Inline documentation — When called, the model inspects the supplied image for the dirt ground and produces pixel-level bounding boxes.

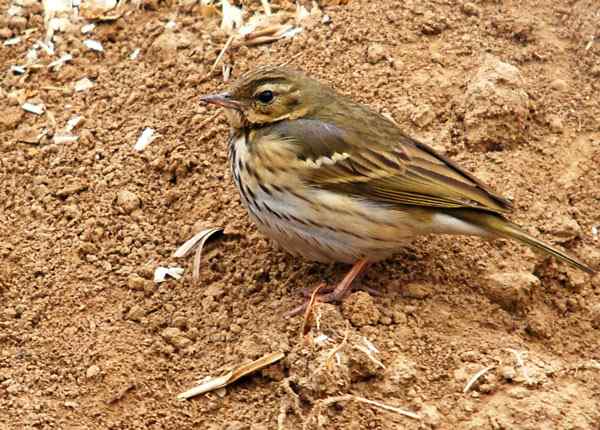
[1,0,600,428]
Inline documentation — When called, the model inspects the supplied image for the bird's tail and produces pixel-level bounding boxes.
[452,210,595,274]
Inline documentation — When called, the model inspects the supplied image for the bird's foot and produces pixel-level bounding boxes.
[285,259,371,317]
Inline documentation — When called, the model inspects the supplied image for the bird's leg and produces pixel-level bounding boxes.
[287,259,371,317]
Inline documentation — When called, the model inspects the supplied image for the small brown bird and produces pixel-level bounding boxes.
[201,66,594,312]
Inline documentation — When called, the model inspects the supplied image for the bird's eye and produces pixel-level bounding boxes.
[256,90,274,104]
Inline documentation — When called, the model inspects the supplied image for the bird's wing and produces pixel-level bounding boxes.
[267,118,513,213]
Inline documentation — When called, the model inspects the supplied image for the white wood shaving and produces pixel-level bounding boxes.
[129,48,140,60]
[54,134,79,144]
[48,53,72,69]
[81,23,96,34]
[134,127,156,152]
[65,116,83,132]
[37,40,55,56]
[26,48,38,63]
[74,77,94,92]
[220,0,243,34]
[11,65,26,74]
[165,20,176,29]
[83,39,104,52]
[4,37,21,46]
[154,267,184,283]
[22,103,45,115]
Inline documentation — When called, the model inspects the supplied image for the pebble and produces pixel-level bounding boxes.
[341,291,380,326]
[461,2,481,16]
[421,404,442,428]
[116,190,141,214]
[482,271,539,314]
[547,114,563,132]
[546,215,581,243]
[127,305,146,322]
[127,273,149,291]
[500,365,517,381]
[366,43,386,64]
[549,79,568,91]
[402,282,433,299]
[86,365,100,378]
[161,327,192,349]
[507,386,529,399]
[386,354,417,384]
[171,315,188,329]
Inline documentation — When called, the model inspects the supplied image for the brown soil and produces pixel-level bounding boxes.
[2,0,600,429]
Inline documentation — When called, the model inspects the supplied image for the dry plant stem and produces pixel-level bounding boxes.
[303,395,420,429]
[211,34,234,74]
[301,282,326,336]
[463,366,495,394]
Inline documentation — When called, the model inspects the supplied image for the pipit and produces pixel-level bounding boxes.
[200,66,594,314]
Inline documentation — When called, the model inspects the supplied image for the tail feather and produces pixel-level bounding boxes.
[452,210,595,274]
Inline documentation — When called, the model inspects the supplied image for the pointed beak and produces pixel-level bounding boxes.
[199,92,242,110]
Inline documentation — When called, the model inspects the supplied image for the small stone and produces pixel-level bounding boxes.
[127,305,146,322]
[230,323,242,333]
[86,365,100,378]
[149,30,194,60]
[341,291,380,326]
[482,271,539,314]
[386,354,417,384]
[402,282,432,299]
[410,104,435,128]
[421,404,442,428]
[172,315,188,329]
[549,79,568,92]
[461,2,480,16]
[116,190,141,214]
[591,65,600,78]
[161,327,192,349]
[544,215,581,243]
[366,43,386,64]
[547,114,563,132]
[507,386,529,399]
[478,383,495,394]
[500,365,516,381]
[0,28,13,39]
[127,273,147,291]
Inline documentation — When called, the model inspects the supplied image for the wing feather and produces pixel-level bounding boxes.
[257,118,512,213]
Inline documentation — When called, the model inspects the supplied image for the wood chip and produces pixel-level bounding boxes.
[177,352,285,400]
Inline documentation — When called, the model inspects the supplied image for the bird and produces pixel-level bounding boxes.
[200,65,594,313]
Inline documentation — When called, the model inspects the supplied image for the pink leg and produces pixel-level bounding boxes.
[286,259,371,317]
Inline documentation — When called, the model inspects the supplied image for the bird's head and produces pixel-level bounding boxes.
[200,66,332,129]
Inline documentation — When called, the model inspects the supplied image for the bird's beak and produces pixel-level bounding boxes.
[199,92,242,110]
